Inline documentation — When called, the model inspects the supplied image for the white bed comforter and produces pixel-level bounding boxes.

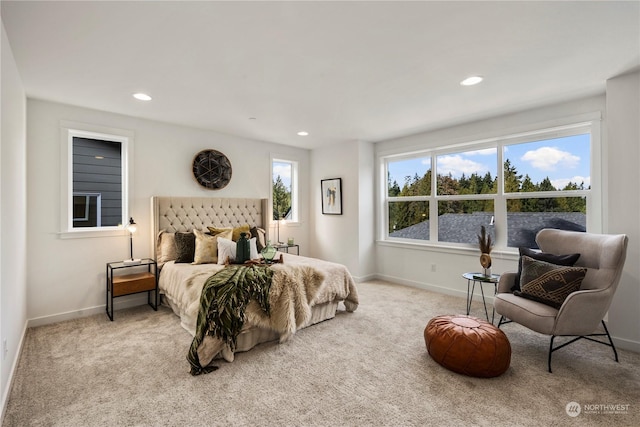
[159,252,359,339]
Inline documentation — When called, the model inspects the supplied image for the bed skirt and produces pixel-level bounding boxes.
[163,294,339,355]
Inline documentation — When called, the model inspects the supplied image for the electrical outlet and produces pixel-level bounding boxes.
[430,263,436,272]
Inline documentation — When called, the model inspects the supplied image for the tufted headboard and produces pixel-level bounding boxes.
[150,196,269,258]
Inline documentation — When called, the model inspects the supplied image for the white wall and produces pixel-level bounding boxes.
[1,20,28,417]
[605,70,640,350]
[26,99,310,324]
[310,140,375,280]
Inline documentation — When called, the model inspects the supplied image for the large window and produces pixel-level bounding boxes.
[272,158,298,222]
[61,123,132,236]
[382,121,596,249]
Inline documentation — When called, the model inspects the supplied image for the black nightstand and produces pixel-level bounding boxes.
[106,258,158,321]
[274,244,300,255]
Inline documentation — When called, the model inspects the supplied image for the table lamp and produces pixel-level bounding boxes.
[123,217,141,265]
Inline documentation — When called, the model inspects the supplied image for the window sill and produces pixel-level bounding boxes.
[58,228,127,239]
[376,239,519,261]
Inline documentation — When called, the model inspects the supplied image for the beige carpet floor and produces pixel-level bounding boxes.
[3,280,640,427]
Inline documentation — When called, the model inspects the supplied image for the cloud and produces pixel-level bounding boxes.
[521,146,579,171]
[273,163,291,186]
[437,155,488,177]
[552,175,590,190]
[273,164,291,179]
[465,148,496,156]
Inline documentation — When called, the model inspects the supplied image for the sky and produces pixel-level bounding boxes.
[388,133,590,191]
[273,161,292,189]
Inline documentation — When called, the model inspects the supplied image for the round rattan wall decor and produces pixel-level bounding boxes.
[192,149,232,190]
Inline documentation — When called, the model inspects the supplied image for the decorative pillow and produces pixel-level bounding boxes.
[514,256,587,309]
[232,225,251,241]
[174,232,196,263]
[156,230,177,265]
[207,226,232,237]
[207,224,251,242]
[512,248,581,292]
[217,238,236,265]
[193,229,232,264]
[249,237,259,260]
[251,227,267,252]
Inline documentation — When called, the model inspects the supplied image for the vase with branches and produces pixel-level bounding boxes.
[478,225,493,276]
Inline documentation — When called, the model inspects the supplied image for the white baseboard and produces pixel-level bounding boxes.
[352,273,378,283]
[27,294,149,328]
[611,334,640,353]
[1,321,27,425]
[373,273,469,300]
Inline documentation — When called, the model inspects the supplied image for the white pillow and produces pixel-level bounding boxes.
[249,237,259,260]
[217,238,236,265]
[217,237,259,263]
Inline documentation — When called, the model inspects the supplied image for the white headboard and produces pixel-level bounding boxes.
[150,196,269,257]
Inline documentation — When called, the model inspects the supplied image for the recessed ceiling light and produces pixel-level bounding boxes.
[133,93,152,101]
[460,76,483,86]
[297,131,309,136]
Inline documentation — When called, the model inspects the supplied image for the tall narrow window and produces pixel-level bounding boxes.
[272,158,298,222]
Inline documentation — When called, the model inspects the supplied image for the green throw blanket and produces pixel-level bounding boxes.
[188,264,274,375]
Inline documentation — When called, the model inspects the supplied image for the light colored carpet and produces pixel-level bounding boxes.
[3,280,639,427]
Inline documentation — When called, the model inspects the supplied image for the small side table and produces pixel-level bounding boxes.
[463,272,500,324]
[274,243,300,255]
[106,258,158,321]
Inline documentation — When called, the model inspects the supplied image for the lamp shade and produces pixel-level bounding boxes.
[127,217,137,234]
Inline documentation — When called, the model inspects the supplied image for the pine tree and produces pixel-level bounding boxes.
[272,175,291,219]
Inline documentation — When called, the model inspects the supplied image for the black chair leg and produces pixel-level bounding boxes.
[548,336,555,373]
[601,320,619,362]
[497,315,510,328]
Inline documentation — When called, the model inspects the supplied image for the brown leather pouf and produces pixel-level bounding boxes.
[424,314,511,378]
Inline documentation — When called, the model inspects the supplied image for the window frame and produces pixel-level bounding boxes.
[59,121,134,239]
[378,114,601,251]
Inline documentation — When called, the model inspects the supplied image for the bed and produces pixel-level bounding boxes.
[151,196,359,371]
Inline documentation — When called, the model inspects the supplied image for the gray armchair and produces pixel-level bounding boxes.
[494,229,628,372]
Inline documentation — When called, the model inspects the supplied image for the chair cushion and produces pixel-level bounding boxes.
[512,248,580,291]
[515,256,587,309]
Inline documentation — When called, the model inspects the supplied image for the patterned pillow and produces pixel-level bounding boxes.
[514,256,587,309]
[193,229,232,264]
[512,248,581,291]
[174,232,196,263]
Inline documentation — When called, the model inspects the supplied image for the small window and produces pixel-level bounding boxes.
[72,137,122,227]
[61,124,131,236]
[272,158,298,222]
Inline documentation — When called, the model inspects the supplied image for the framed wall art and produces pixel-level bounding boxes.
[321,178,342,215]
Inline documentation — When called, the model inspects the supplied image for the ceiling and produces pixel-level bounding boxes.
[2,1,639,150]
